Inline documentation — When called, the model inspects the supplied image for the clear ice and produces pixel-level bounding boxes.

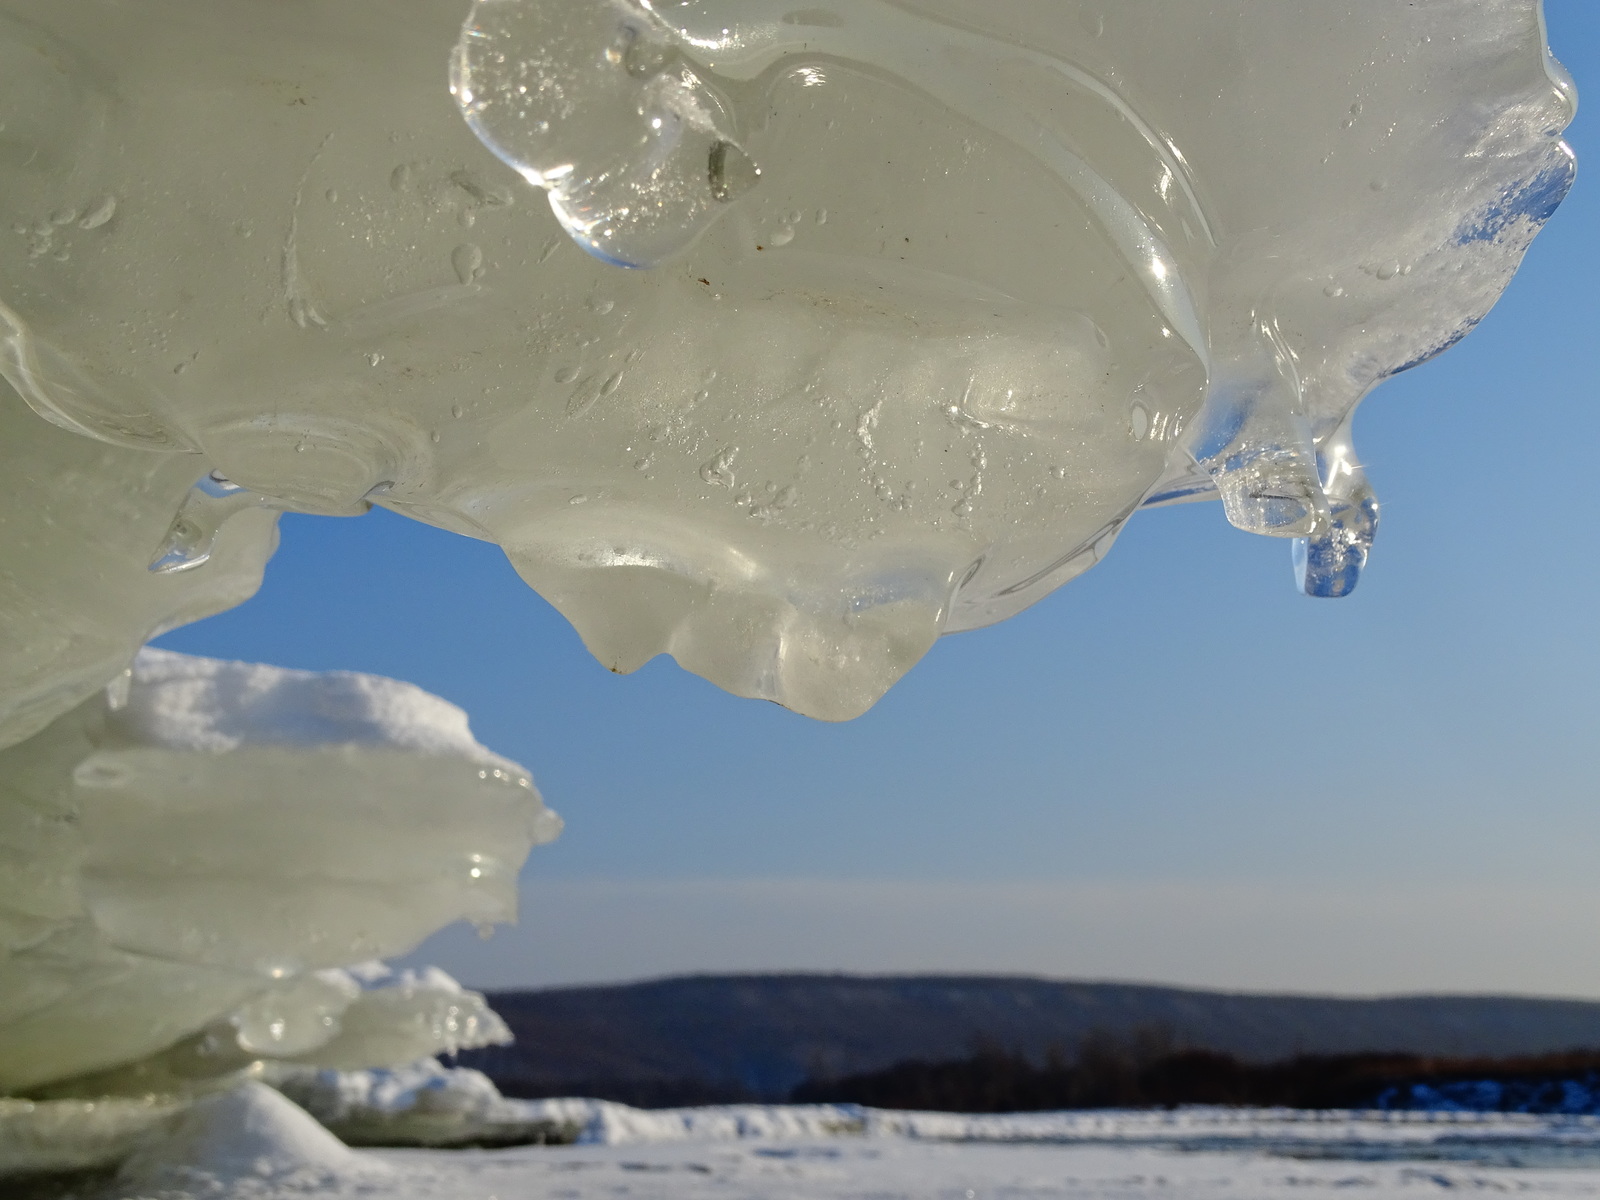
[0,0,1579,1174]
[0,0,1575,721]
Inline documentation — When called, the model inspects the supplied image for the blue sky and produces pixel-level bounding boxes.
[159,2,1600,997]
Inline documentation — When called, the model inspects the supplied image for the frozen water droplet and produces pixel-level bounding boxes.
[149,473,273,574]
[1376,261,1400,280]
[1129,401,1150,441]
[78,196,116,230]
[708,140,761,204]
[815,207,829,225]
[324,187,339,203]
[365,352,383,367]
[767,225,795,247]
[587,296,615,314]
[451,404,464,419]
[389,163,413,191]
[49,207,78,226]
[600,370,623,397]
[452,243,485,284]
[1294,427,1379,598]
[700,447,737,486]
[554,365,579,383]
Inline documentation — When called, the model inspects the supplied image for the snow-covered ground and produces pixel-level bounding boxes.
[50,1081,1600,1200]
[368,1138,1600,1200]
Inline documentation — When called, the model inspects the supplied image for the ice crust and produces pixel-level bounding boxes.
[88,1097,1600,1200]
[20,1062,1600,1188]
[107,1081,391,1198]
[0,1,1575,720]
[0,649,558,1097]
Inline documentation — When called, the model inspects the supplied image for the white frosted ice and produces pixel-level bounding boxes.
[269,1057,581,1148]
[20,1064,1600,1191]
[0,1,1575,719]
[0,649,558,1097]
[334,1125,1600,1200]
[108,1082,390,1199]
[255,1063,1600,1153]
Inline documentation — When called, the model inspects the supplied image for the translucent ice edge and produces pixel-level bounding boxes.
[0,0,1577,722]
[0,649,559,1097]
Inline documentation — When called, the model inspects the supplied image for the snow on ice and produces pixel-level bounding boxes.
[0,0,1582,1192]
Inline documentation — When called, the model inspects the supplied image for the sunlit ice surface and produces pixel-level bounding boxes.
[0,0,1574,722]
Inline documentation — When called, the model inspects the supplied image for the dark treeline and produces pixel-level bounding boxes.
[788,1027,1600,1113]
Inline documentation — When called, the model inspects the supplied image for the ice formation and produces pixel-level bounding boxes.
[0,0,1578,1181]
[269,1058,582,1148]
[108,1082,391,1198]
[0,0,1575,721]
[0,649,559,1103]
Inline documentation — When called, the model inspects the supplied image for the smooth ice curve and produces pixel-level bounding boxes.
[0,0,1577,728]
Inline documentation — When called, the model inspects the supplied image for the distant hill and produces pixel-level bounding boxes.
[458,975,1600,1106]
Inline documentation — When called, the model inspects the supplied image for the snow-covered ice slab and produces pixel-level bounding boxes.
[0,650,559,1096]
[48,1090,1600,1200]
[0,0,1576,719]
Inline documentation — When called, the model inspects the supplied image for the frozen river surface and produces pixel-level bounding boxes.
[365,1136,1600,1200]
[81,1089,1600,1200]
